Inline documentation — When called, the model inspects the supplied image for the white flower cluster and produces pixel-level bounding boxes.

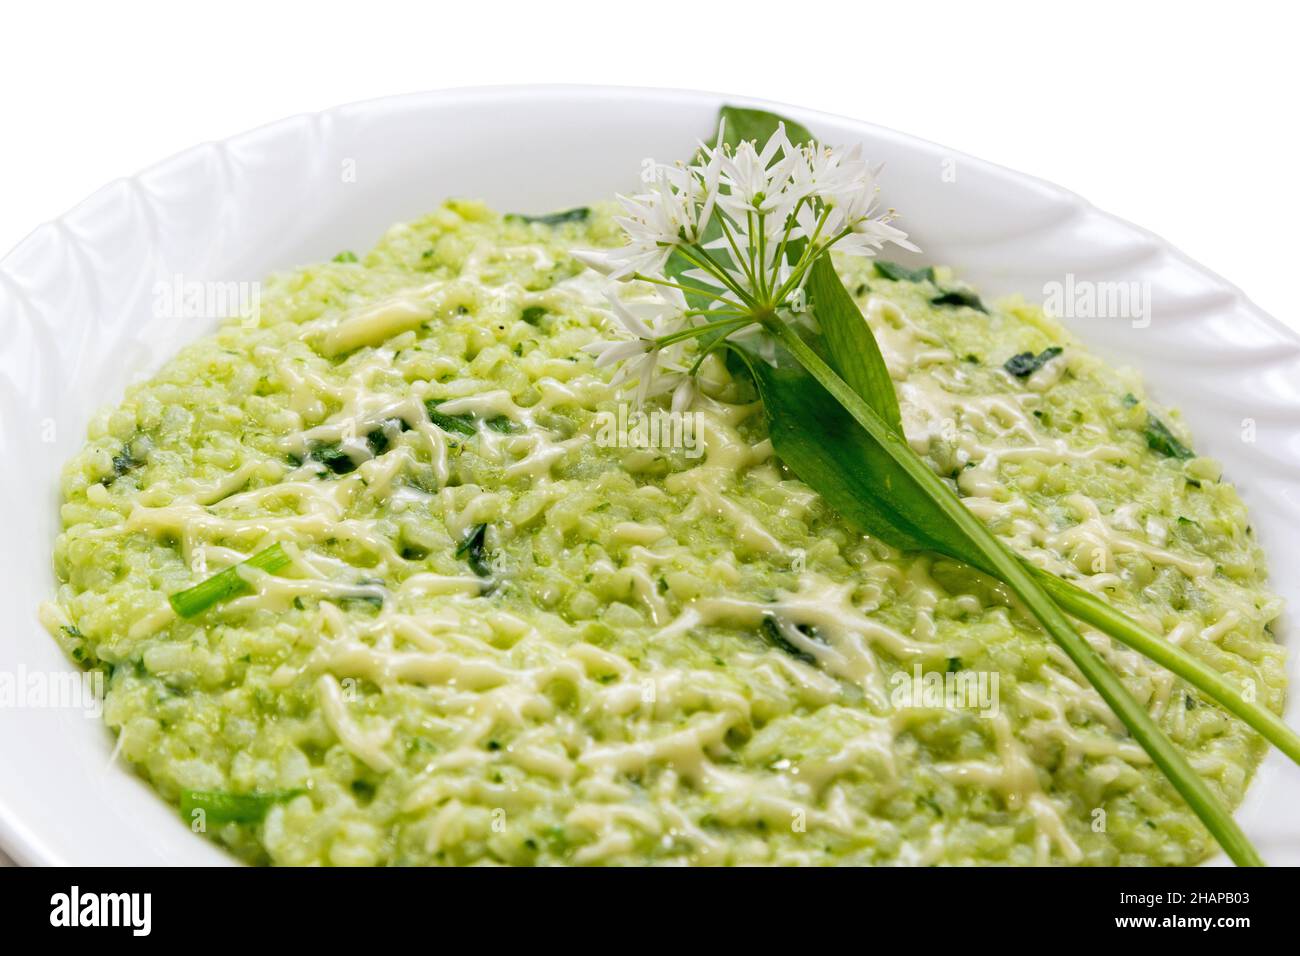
[583,288,696,410]
[578,119,917,405]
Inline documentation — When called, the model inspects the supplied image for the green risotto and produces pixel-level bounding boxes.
[43,200,1284,865]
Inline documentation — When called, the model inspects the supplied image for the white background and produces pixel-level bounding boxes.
[3,0,1296,328]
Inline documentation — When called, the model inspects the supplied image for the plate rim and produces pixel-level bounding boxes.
[3,83,1296,867]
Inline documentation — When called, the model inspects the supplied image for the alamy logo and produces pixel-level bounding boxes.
[889,663,1000,718]
[153,273,261,325]
[0,665,102,718]
[594,404,704,459]
[1042,273,1150,328]
[49,886,151,936]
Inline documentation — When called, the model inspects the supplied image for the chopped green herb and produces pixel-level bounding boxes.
[1004,346,1063,378]
[759,616,816,665]
[308,441,357,475]
[102,446,143,486]
[332,250,359,263]
[179,788,301,823]
[168,543,291,618]
[365,427,390,457]
[456,523,493,578]
[424,399,477,437]
[931,288,987,312]
[873,260,935,283]
[350,780,376,802]
[520,306,547,326]
[507,207,590,226]
[485,415,518,434]
[1145,415,1195,460]
[343,593,384,612]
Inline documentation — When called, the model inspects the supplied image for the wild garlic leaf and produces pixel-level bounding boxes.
[662,106,1272,862]
[724,335,960,559]
[712,105,815,149]
[728,315,1262,866]
[874,260,935,284]
[807,255,903,435]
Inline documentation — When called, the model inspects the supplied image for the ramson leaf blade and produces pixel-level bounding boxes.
[712,105,815,150]
[807,254,903,436]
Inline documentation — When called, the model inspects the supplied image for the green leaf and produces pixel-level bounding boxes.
[309,442,356,475]
[365,426,392,457]
[807,255,902,435]
[759,616,817,665]
[425,399,477,437]
[1004,347,1062,378]
[724,335,957,558]
[1145,415,1195,460]
[712,105,815,150]
[456,523,493,578]
[930,288,987,313]
[507,207,590,226]
[874,260,935,284]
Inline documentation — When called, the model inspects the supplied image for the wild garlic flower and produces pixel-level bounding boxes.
[582,288,695,409]
[578,119,917,405]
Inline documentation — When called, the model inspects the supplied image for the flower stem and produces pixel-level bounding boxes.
[1027,564,1300,764]
[762,317,1263,867]
[771,197,809,279]
[633,273,735,304]
[675,245,756,309]
[717,216,759,291]
[655,313,757,348]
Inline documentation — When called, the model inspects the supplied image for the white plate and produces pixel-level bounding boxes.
[3,86,1298,866]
